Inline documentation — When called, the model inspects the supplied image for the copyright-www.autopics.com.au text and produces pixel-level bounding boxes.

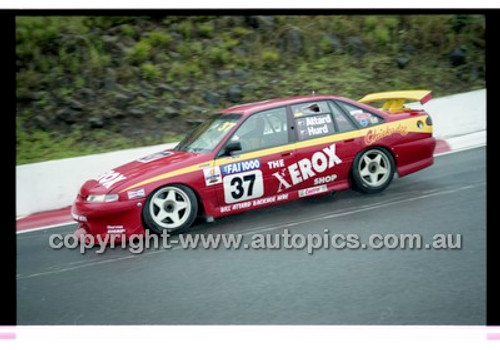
[48,229,463,255]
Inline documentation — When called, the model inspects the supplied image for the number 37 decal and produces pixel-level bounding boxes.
[223,170,264,204]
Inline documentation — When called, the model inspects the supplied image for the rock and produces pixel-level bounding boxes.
[129,108,146,118]
[330,34,343,53]
[225,16,246,27]
[164,106,180,118]
[234,47,247,57]
[156,84,175,95]
[284,28,302,55]
[216,69,232,80]
[243,83,257,92]
[102,35,118,43]
[346,36,367,58]
[403,44,416,55]
[172,99,187,109]
[140,81,155,92]
[218,89,228,99]
[31,92,43,100]
[122,36,135,47]
[186,118,206,126]
[396,56,410,69]
[179,86,192,93]
[138,90,153,98]
[104,69,117,89]
[169,51,181,59]
[228,85,242,103]
[204,92,219,105]
[34,115,50,130]
[233,68,248,81]
[112,110,127,119]
[56,108,78,124]
[246,16,275,35]
[276,38,285,54]
[116,43,130,54]
[449,47,467,67]
[130,66,140,76]
[79,88,95,99]
[115,93,131,108]
[89,117,105,128]
[323,34,342,53]
[189,106,206,114]
[69,99,84,110]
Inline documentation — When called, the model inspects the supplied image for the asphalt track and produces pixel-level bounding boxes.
[17,147,486,325]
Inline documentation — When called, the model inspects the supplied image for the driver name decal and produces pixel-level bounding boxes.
[272,143,342,192]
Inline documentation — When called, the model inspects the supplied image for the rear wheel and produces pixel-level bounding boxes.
[352,148,395,194]
[143,184,198,234]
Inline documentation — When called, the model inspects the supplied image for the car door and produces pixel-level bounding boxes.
[287,100,362,196]
[214,106,297,211]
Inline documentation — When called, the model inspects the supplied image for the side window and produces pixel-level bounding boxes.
[291,101,330,117]
[337,101,385,128]
[328,101,357,132]
[230,107,288,154]
[292,101,335,141]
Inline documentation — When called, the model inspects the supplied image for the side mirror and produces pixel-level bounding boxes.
[222,141,242,156]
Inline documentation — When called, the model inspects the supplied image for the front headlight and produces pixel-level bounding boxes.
[86,194,119,203]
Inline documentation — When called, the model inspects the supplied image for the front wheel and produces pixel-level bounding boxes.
[143,184,198,234]
[352,148,395,194]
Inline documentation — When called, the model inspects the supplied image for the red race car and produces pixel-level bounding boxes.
[72,90,435,240]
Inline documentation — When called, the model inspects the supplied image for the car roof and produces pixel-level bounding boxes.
[219,95,345,116]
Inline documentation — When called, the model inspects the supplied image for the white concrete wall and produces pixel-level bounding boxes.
[407,89,486,139]
[16,142,177,217]
[16,89,486,217]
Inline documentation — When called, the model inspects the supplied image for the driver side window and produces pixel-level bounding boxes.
[230,107,288,154]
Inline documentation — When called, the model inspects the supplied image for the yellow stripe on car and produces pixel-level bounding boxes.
[120,116,431,192]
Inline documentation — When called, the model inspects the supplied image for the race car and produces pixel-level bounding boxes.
[72,90,436,241]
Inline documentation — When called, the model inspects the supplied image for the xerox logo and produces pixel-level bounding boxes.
[272,143,342,192]
[96,170,127,189]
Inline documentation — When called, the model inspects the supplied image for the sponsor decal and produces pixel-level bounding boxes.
[127,188,146,199]
[267,159,284,169]
[203,166,222,186]
[359,118,369,127]
[96,170,127,189]
[365,124,408,145]
[313,174,337,186]
[298,184,328,198]
[137,150,174,163]
[223,169,264,204]
[217,121,236,132]
[221,158,261,175]
[220,193,289,214]
[272,143,342,193]
[107,225,126,234]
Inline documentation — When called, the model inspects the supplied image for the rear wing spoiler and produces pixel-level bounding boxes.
[359,90,432,113]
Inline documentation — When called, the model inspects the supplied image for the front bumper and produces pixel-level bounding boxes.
[72,196,146,242]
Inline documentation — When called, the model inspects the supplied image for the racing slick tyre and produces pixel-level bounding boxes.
[352,147,395,194]
[143,184,198,235]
